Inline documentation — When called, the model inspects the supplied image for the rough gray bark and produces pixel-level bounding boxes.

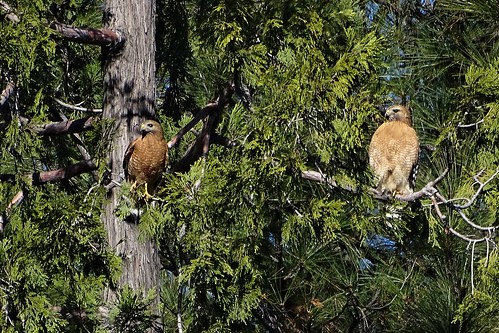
[101,0,160,308]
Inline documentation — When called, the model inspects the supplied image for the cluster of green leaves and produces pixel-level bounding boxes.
[0,185,118,332]
[0,0,115,332]
[109,286,159,333]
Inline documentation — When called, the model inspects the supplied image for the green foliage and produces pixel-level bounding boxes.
[109,286,159,333]
[0,185,117,332]
[148,0,499,331]
[455,251,499,332]
[2,0,499,331]
[0,1,113,331]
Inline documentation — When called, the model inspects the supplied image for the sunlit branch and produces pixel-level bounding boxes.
[0,190,24,231]
[51,22,125,46]
[30,160,97,184]
[0,1,19,23]
[0,81,15,107]
[54,98,102,113]
[304,165,496,246]
[370,167,449,201]
[428,169,498,246]
[454,168,499,209]
[457,119,484,129]
[30,116,96,135]
[0,160,97,186]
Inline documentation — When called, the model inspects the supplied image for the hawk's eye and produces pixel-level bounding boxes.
[392,108,400,113]
[148,123,153,127]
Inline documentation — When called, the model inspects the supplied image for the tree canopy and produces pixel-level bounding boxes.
[0,0,498,332]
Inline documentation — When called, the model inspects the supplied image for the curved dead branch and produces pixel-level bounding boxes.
[169,84,235,173]
[304,166,498,247]
[54,98,102,113]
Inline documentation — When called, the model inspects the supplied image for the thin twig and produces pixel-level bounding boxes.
[454,168,499,209]
[457,119,484,129]
[54,98,102,113]
[57,111,99,181]
[470,241,476,294]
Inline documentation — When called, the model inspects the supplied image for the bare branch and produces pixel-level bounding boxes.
[425,169,498,244]
[394,168,449,201]
[430,195,486,242]
[54,98,102,113]
[0,160,98,186]
[31,160,97,184]
[0,1,19,23]
[169,84,235,173]
[455,208,495,233]
[301,170,348,191]
[457,119,484,129]
[0,81,16,107]
[57,111,99,182]
[448,228,489,243]
[453,168,499,209]
[167,103,215,148]
[370,168,449,201]
[29,116,96,135]
[0,190,24,231]
[50,22,125,46]
[431,196,447,225]
[168,84,235,149]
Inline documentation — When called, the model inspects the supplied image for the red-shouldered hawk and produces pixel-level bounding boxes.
[369,105,419,196]
[123,120,168,197]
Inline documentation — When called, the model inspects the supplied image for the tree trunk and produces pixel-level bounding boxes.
[101,0,160,307]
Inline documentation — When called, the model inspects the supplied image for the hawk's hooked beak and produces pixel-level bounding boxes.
[140,123,150,135]
[384,108,399,121]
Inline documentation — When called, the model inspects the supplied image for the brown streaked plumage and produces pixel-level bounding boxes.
[369,105,419,196]
[123,120,169,197]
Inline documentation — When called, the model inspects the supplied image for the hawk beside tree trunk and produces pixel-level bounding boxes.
[100,0,161,318]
